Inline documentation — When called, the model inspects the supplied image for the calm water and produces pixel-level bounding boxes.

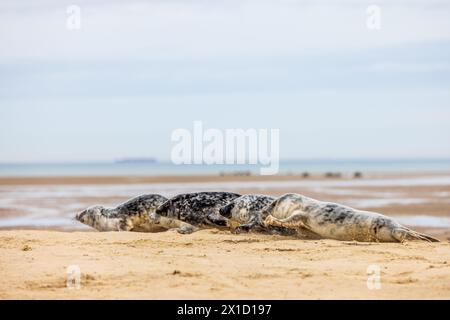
[0,159,449,177]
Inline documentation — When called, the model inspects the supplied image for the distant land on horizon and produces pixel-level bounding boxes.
[114,158,158,164]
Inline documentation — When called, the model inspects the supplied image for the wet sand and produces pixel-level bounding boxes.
[1,173,449,236]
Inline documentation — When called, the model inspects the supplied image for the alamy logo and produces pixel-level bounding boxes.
[66,265,81,289]
[171,121,280,175]
[367,264,382,290]
[366,5,381,30]
[66,5,81,30]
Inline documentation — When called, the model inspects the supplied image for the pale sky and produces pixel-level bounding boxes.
[1,0,450,162]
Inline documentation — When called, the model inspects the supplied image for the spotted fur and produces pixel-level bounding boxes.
[75,194,168,232]
[218,194,295,236]
[262,193,440,243]
[151,192,241,234]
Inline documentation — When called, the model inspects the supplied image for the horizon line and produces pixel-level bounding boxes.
[1,158,450,165]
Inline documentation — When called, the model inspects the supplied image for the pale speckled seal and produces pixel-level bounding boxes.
[75,194,168,232]
[150,192,241,234]
[261,193,440,242]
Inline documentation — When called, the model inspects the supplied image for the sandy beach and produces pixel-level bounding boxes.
[1,230,449,300]
[0,173,449,299]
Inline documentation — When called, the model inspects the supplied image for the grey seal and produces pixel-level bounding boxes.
[151,192,241,234]
[219,194,317,237]
[261,193,440,242]
[75,194,168,232]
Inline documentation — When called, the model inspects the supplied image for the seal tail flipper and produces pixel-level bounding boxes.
[392,228,440,243]
[408,231,440,243]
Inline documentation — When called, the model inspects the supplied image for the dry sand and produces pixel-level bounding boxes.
[0,229,449,300]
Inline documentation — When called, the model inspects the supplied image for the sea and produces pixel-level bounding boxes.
[0,159,449,177]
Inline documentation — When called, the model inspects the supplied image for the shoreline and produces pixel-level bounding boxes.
[1,170,450,185]
[0,172,449,237]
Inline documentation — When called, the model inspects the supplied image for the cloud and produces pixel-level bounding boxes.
[1,1,449,162]
[365,62,450,72]
[1,0,450,62]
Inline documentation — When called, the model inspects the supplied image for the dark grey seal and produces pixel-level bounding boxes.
[150,192,241,234]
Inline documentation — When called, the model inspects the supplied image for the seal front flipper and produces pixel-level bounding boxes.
[234,223,252,234]
[234,215,263,234]
[263,212,309,229]
[176,223,199,234]
[153,215,199,234]
[267,212,324,237]
[206,212,229,227]
[263,215,321,238]
[118,217,134,231]
[234,222,252,234]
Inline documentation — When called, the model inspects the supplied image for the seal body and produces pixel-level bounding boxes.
[219,194,316,237]
[219,194,275,224]
[262,193,439,243]
[152,192,241,233]
[76,194,168,232]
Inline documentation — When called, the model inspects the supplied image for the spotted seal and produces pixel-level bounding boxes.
[261,193,440,242]
[219,194,275,230]
[75,194,168,232]
[150,192,241,234]
[219,194,318,237]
